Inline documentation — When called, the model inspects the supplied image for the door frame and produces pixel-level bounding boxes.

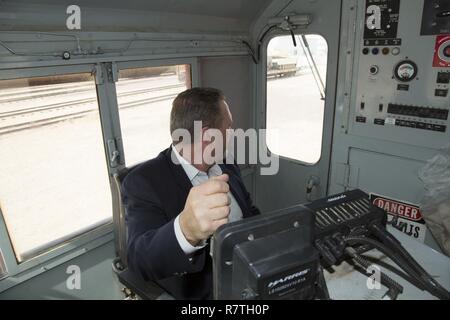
[253,1,343,212]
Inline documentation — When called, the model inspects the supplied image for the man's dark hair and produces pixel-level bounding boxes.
[170,87,225,143]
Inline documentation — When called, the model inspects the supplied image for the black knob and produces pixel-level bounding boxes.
[370,65,379,75]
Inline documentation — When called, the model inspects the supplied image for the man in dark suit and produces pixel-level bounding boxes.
[122,87,260,299]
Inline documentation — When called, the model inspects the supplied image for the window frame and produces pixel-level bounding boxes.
[114,57,199,167]
[0,57,199,293]
[0,63,116,292]
[111,58,198,263]
[263,32,330,167]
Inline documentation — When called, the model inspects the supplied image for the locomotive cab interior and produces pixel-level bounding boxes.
[0,0,449,300]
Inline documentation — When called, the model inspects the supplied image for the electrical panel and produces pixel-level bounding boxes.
[349,0,450,148]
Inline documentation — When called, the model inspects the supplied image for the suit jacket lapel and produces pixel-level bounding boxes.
[163,147,192,195]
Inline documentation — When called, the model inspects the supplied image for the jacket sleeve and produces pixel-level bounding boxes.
[122,172,206,281]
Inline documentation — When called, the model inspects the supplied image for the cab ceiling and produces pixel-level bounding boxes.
[15,0,271,20]
[0,0,273,34]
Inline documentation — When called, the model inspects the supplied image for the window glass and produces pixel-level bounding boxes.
[266,35,328,164]
[0,73,112,261]
[117,65,192,166]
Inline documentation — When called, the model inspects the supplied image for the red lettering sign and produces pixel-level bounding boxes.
[372,197,423,222]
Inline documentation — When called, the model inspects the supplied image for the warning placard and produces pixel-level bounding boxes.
[370,194,427,242]
[433,35,450,68]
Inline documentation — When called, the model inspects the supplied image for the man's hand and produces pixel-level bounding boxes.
[179,174,231,246]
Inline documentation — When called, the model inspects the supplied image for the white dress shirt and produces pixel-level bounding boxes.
[171,145,243,255]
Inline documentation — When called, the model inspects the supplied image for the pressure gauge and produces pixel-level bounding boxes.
[394,60,418,82]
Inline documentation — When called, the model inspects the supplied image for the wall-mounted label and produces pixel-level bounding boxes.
[364,38,401,46]
[356,116,367,123]
[370,193,426,242]
[374,118,385,125]
[397,83,409,91]
[364,0,400,42]
[385,117,396,125]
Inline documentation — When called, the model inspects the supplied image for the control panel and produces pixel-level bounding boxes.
[350,0,450,148]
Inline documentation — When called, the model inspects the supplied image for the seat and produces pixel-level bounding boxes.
[111,165,167,300]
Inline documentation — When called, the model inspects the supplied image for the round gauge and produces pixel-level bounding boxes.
[394,60,418,82]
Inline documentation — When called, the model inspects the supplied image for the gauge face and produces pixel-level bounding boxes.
[394,60,418,82]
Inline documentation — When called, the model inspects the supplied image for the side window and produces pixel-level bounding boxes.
[266,34,328,164]
[0,73,112,262]
[116,65,192,166]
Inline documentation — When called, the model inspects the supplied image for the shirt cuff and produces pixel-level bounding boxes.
[174,214,207,255]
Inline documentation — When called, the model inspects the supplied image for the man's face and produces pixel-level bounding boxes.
[200,99,233,165]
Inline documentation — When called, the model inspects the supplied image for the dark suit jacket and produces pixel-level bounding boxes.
[122,147,260,299]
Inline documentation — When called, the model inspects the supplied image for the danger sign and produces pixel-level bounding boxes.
[371,197,423,222]
[370,194,427,242]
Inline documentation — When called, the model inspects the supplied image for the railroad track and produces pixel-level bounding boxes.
[0,74,179,103]
[0,92,179,135]
[0,83,184,118]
